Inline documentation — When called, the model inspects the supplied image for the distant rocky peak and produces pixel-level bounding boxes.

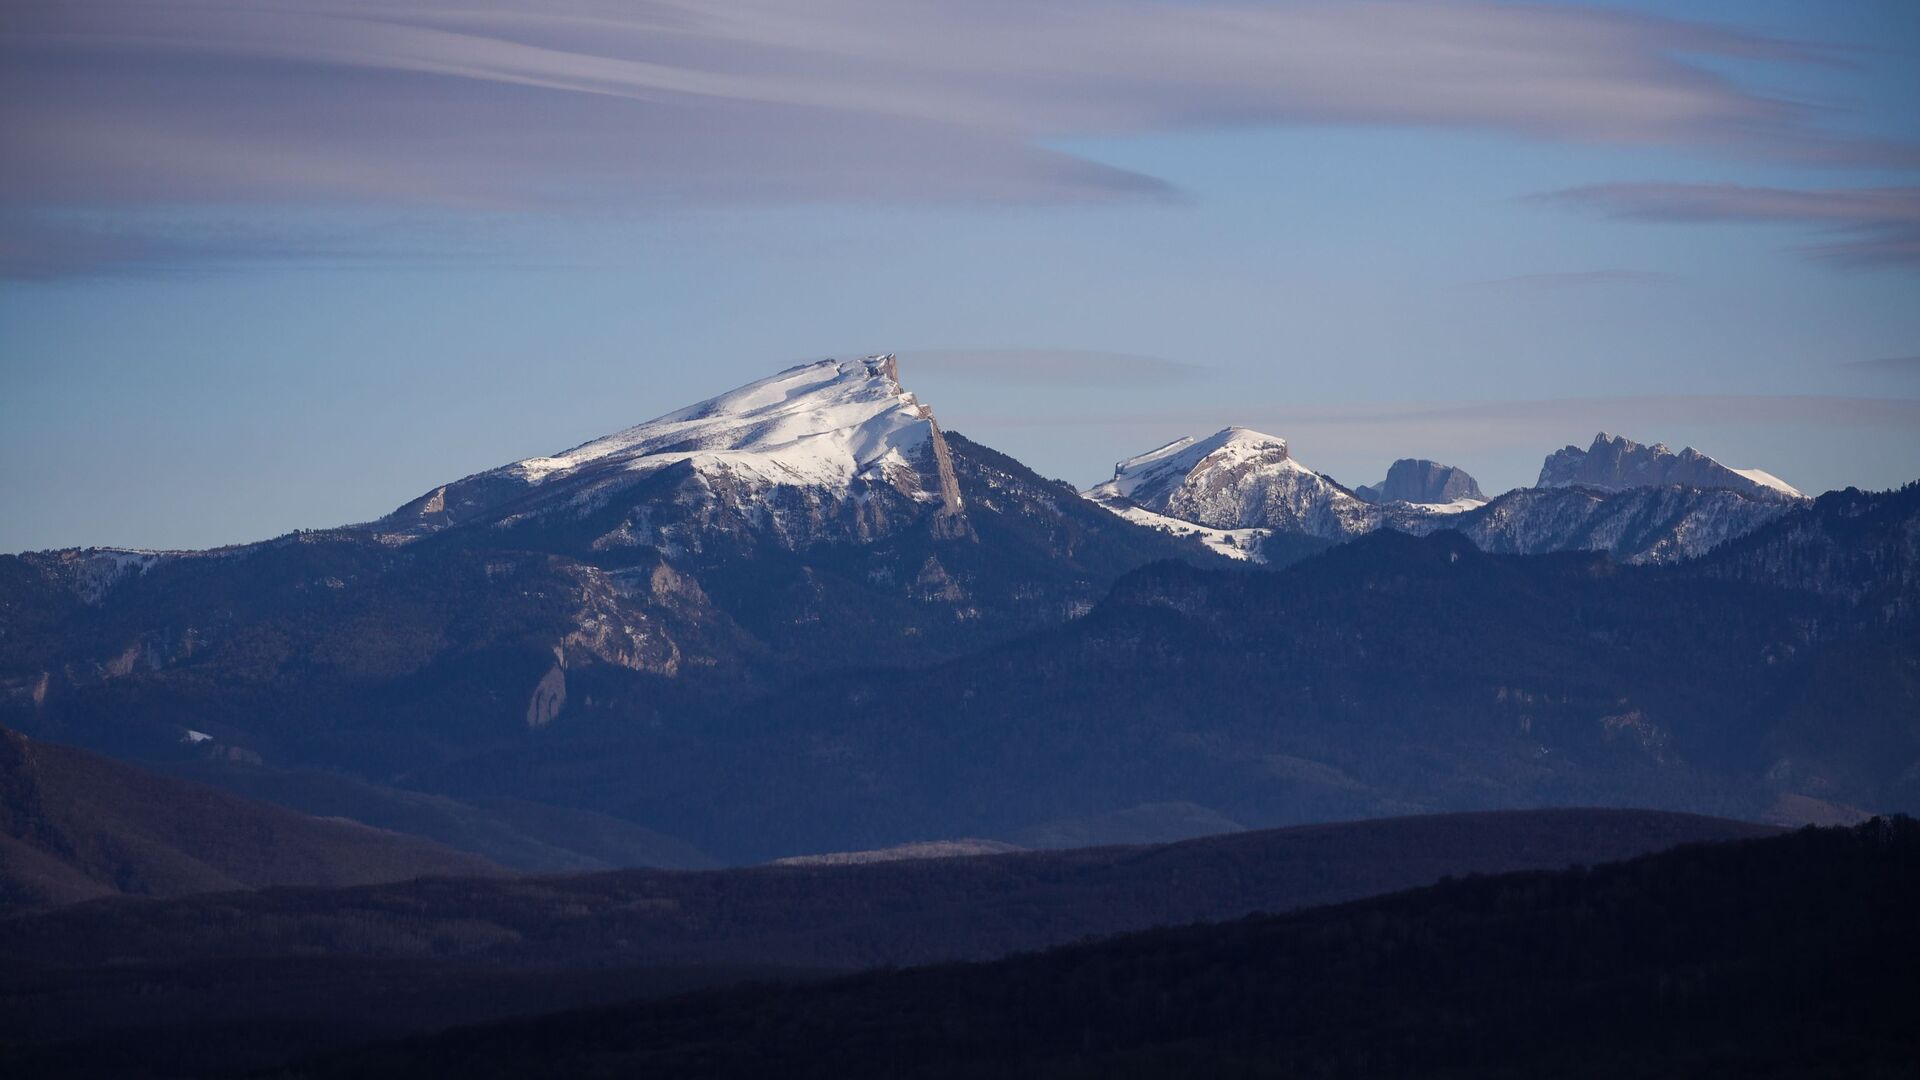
[1355,459,1486,506]
[1538,432,1801,499]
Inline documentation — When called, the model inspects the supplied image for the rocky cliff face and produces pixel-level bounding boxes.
[1356,459,1485,505]
[1539,433,1801,499]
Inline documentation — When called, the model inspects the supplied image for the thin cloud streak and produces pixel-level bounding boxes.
[4,0,1910,276]
[0,213,507,281]
[1842,355,1920,375]
[1542,183,1920,267]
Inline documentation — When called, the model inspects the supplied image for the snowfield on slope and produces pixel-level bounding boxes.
[507,355,947,496]
[1086,427,1376,538]
[375,355,969,539]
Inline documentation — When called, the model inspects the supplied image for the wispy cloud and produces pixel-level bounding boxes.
[4,0,1907,277]
[1541,183,1920,267]
[1841,355,1920,376]
[0,212,502,280]
[902,349,1206,385]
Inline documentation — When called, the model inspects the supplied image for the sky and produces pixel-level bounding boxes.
[2,0,1917,552]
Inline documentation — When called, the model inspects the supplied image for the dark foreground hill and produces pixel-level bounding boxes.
[0,809,1769,1077]
[0,728,496,909]
[290,817,1920,1080]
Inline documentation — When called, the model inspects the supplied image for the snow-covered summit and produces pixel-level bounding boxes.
[1089,428,1307,509]
[377,355,966,539]
[1086,427,1374,540]
[507,355,943,492]
[1539,433,1802,499]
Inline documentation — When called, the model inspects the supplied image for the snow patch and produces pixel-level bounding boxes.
[68,550,164,604]
[1729,467,1802,498]
[1091,498,1269,562]
[1393,496,1486,516]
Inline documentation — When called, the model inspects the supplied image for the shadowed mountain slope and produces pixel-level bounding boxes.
[419,485,1916,861]
[0,728,497,909]
[154,760,718,873]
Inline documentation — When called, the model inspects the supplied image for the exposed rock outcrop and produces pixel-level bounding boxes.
[1539,432,1801,499]
[1355,459,1485,505]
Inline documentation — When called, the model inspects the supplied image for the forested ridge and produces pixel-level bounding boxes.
[286,817,1920,1079]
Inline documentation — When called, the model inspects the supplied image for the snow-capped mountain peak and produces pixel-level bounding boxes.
[509,355,939,491]
[1086,427,1373,546]
[377,355,966,540]
[1089,427,1306,508]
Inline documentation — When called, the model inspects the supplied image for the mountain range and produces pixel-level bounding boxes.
[2,355,1913,867]
[1085,426,1804,564]
[526,488,1915,861]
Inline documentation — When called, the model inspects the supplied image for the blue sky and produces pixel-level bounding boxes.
[2,0,1916,551]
